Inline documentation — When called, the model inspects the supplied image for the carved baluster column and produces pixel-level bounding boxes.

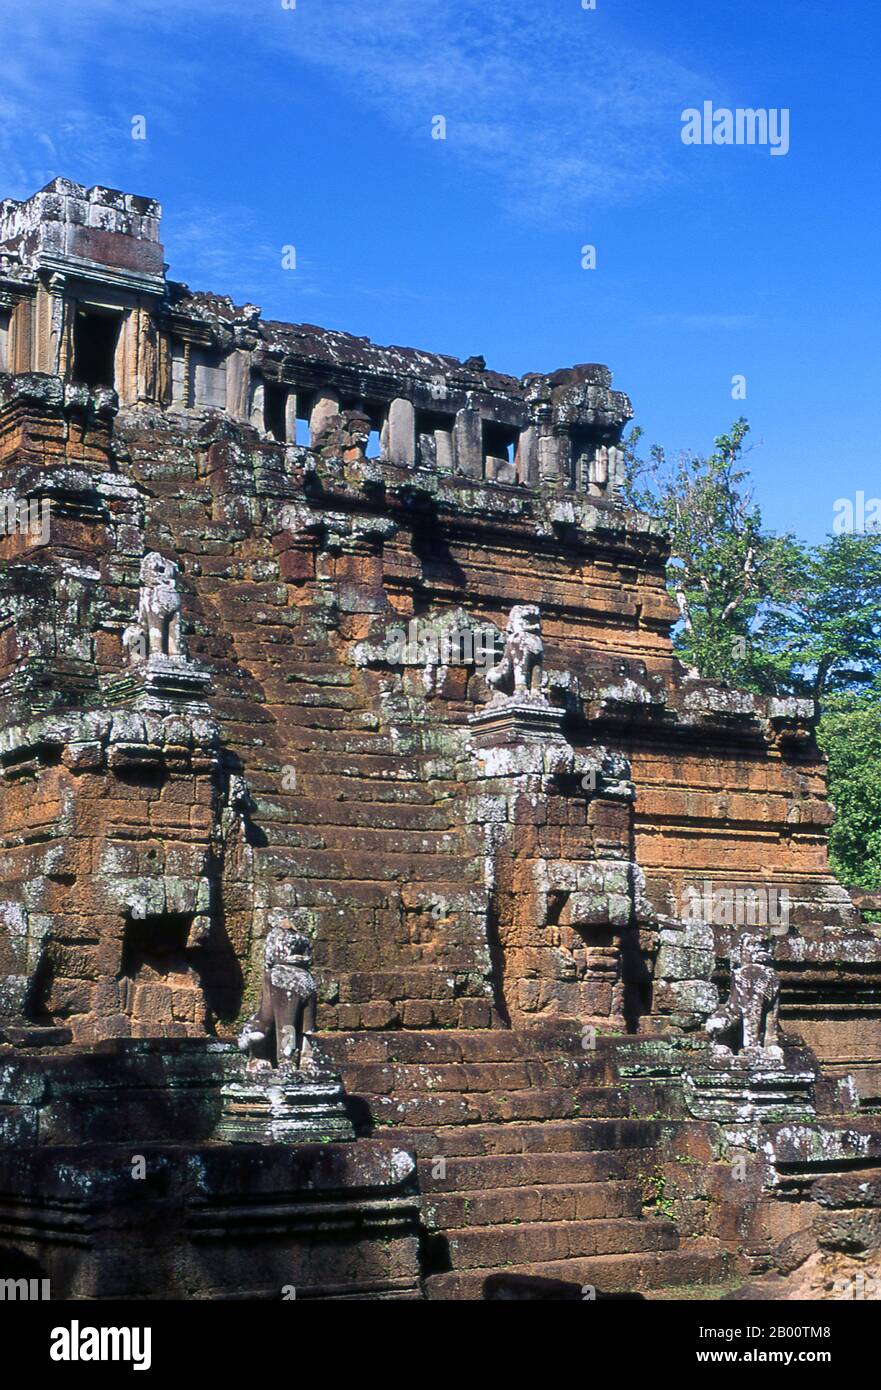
[453,402,483,478]
[309,388,340,443]
[386,396,416,466]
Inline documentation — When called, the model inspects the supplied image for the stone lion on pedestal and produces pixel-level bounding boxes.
[707,934,781,1058]
[123,551,184,665]
[238,921,317,1072]
[486,604,544,699]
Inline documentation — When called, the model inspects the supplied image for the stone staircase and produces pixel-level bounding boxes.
[318,1027,732,1299]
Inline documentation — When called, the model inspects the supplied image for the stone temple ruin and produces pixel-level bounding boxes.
[0,178,880,1300]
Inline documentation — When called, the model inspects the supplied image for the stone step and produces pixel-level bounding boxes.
[433,1215,678,1270]
[0,1040,239,1145]
[423,1243,731,1300]
[317,1029,641,1067]
[339,1056,617,1094]
[416,1147,651,1191]
[385,1116,669,1158]
[423,1180,642,1229]
[10,1038,236,1091]
[361,1084,630,1129]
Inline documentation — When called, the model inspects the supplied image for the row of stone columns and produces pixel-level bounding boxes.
[242,379,624,498]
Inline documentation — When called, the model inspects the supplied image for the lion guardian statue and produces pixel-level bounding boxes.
[124,551,184,665]
[486,603,545,699]
[706,934,782,1058]
[238,921,318,1072]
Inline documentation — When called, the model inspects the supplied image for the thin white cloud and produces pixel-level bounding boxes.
[163,204,324,305]
[0,0,712,222]
[278,0,703,218]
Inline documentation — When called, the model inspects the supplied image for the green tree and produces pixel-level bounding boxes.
[621,419,799,687]
[756,532,881,700]
[776,537,881,893]
[818,686,881,891]
[622,421,881,892]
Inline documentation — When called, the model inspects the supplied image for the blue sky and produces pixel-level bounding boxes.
[0,0,878,544]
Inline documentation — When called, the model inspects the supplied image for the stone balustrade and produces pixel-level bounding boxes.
[0,178,634,498]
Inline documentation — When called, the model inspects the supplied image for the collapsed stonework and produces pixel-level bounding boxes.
[0,178,880,1299]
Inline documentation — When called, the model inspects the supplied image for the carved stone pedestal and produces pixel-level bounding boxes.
[102,654,212,711]
[468,696,567,744]
[217,1060,355,1144]
[684,1048,816,1123]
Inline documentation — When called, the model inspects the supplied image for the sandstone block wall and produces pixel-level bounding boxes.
[0,179,875,1083]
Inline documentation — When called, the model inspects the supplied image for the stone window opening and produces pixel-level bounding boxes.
[280,390,312,445]
[170,340,191,406]
[116,763,169,791]
[415,407,454,471]
[333,396,384,458]
[121,911,194,977]
[482,421,519,482]
[119,910,206,1035]
[570,429,594,492]
[358,401,386,459]
[72,306,121,389]
[263,382,288,441]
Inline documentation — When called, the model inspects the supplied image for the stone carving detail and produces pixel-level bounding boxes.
[238,920,317,1071]
[486,604,544,700]
[222,774,254,840]
[124,551,184,665]
[707,934,782,1058]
